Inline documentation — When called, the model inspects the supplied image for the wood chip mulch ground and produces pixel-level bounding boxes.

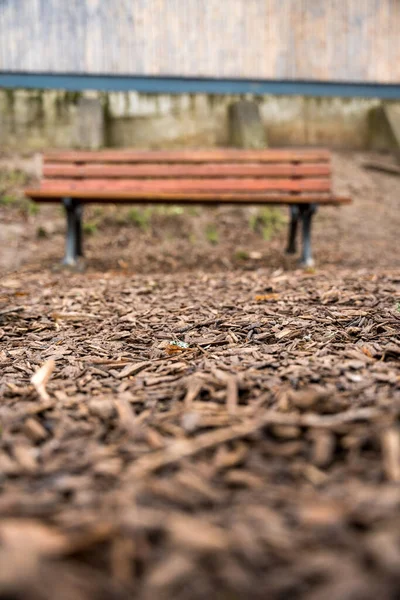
[1,267,399,599]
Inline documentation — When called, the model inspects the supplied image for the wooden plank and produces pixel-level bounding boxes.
[43,149,331,164]
[43,163,331,179]
[38,178,331,193]
[24,188,351,205]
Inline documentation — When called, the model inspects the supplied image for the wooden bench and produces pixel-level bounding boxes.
[25,149,351,267]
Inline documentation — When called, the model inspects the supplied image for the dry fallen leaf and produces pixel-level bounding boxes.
[255,293,280,302]
[165,344,184,355]
[165,341,192,356]
[31,359,55,402]
[117,258,129,270]
[361,346,374,358]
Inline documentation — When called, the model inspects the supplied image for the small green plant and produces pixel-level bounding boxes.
[396,302,400,313]
[36,226,48,239]
[3,170,27,186]
[235,249,250,260]
[205,224,219,245]
[114,213,129,226]
[0,170,31,211]
[187,206,201,217]
[93,207,104,219]
[83,222,98,235]
[26,201,40,216]
[127,207,152,230]
[0,194,17,206]
[155,205,184,216]
[0,170,29,192]
[249,207,286,241]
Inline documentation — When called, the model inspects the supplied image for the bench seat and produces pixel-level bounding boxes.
[25,148,351,266]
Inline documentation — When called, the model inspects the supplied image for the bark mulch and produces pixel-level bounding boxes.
[0,267,399,599]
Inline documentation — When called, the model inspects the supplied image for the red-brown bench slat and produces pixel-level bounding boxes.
[38,178,331,193]
[43,163,331,179]
[43,149,331,164]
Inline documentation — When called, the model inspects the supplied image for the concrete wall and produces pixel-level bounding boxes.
[2,0,400,84]
[0,88,393,151]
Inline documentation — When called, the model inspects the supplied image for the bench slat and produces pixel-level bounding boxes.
[43,163,331,179]
[43,149,331,164]
[24,188,351,205]
[38,178,331,193]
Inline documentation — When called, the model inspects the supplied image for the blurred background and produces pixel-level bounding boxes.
[0,0,399,274]
[1,0,400,151]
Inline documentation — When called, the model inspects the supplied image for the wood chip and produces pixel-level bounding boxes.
[31,359,55,402]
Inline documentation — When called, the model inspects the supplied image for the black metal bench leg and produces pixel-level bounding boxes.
[76,202,84,257]
[286,205,300,254]
[299,203,317,267]
[62,197,82,265]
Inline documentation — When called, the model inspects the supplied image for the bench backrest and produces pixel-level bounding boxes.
[40,149,333,198]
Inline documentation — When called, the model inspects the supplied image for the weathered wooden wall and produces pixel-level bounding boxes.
[1,0,400,84]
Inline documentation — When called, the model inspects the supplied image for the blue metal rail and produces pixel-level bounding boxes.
[1,73,400,99]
